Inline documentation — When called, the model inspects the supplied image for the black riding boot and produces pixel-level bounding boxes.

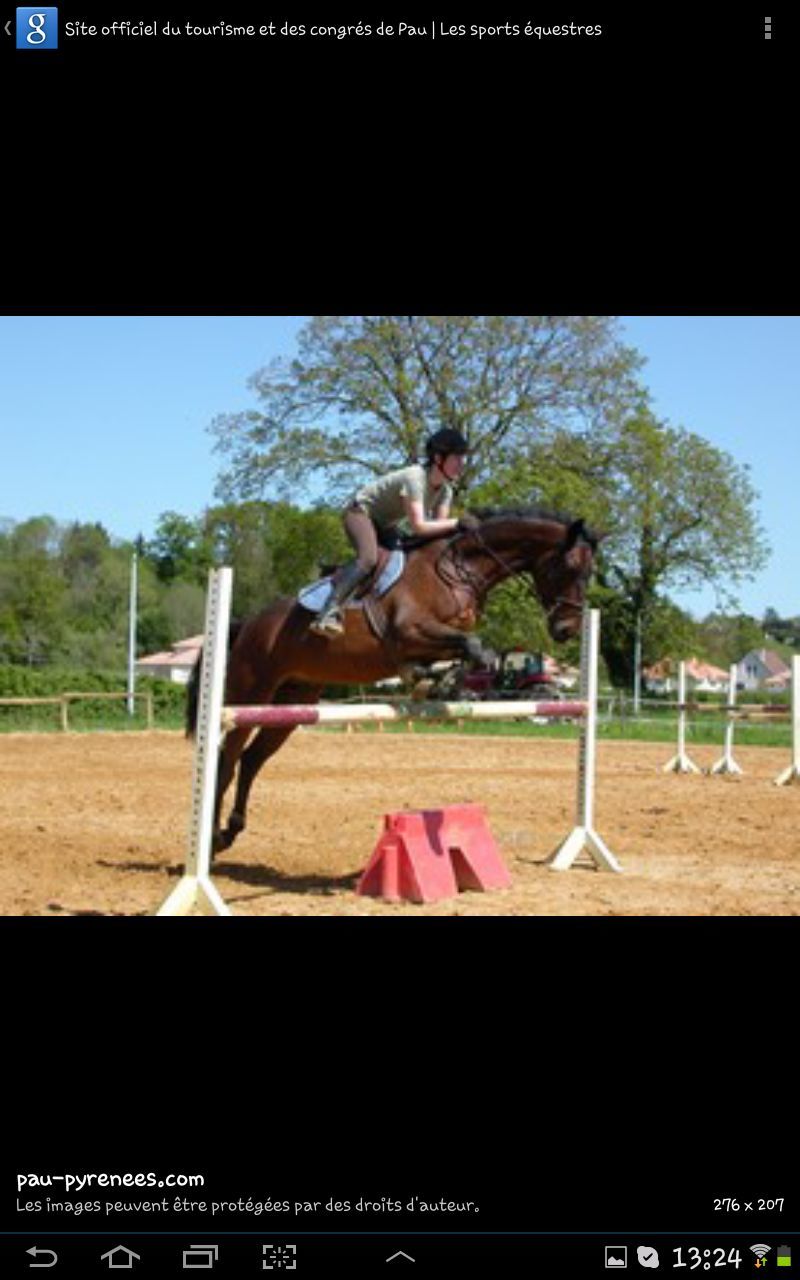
[310,561,371,636]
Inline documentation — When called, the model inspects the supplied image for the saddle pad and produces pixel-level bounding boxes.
[297,550,404,613]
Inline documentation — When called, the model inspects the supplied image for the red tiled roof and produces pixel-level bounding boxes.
[644,657,729,681]
[136,636,202,667]
[685,657,730,681]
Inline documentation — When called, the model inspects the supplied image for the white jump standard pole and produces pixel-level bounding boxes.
[708,663,743,776]
[775,654,800,786]
[663,661,701,774]
[547,608,622,873]
[156,566,233,916]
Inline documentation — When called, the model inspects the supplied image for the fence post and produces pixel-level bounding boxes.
[775,654,800,785]
[709,663,743,775]
[60,696,69,732]
[156,567,233,916]
[663,661,701,773]
[547,608,623,872]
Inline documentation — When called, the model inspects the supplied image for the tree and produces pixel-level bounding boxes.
[0,517,66,664]
[145,511,212,585]
[761,607,800,648]
[594,588,701,687]
[697,613,770,668]
[209,316,643,502]
[265,503,349,594]
[200,501,277,616]
[471,406,769,684]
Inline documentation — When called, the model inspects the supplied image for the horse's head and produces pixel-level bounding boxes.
[532,517,603,643]
[450,507,604,644]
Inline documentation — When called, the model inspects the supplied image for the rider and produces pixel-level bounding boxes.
[310,427,479,636]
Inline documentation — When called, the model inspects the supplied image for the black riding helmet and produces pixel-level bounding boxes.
[424,428,469,463]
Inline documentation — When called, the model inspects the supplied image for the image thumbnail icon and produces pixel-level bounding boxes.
[16,7,59,49]
[606,1245,628,1268]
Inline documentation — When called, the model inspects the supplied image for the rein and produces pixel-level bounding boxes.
[444,527,584,621]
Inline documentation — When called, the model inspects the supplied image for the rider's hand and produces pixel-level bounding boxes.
[457,513,481,532]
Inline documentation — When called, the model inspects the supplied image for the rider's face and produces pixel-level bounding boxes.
[435,452,467,482]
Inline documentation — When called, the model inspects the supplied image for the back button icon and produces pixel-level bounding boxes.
[26,1248,58,1269]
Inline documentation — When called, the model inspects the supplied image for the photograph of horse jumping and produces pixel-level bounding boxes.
[185,509,604,857]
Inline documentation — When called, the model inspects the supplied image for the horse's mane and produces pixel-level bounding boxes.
[398,505,599,553]
[470,506,600,548]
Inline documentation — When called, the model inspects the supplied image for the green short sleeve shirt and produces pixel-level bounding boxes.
[351,464,452,531]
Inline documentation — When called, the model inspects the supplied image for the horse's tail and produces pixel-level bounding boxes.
[185,619,244,739]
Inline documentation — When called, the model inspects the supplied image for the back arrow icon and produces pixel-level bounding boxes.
[5,20,12,36]
[26,1247,58,1268]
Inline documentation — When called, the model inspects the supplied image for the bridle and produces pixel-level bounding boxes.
[447,526,586,622]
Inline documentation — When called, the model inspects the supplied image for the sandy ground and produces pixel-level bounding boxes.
[1,730,799,915]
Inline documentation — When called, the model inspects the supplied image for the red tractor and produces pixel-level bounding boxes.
[455,653,561,700]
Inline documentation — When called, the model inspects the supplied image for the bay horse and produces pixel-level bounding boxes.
[186,508,604,857]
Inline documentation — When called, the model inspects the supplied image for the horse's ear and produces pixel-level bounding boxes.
[563,519,586,551]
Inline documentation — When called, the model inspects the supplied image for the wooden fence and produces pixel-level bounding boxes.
[0,691,154,730]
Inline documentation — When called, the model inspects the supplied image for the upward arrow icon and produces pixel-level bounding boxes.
[386,1251,415,1263]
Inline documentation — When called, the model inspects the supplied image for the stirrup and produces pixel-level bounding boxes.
[309,608,344,636]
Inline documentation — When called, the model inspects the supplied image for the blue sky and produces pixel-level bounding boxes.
[0,315,796,619]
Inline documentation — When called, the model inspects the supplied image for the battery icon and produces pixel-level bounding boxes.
[778,1247,792,1267]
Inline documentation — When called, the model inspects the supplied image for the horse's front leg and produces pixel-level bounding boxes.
[401,619,493,669]
[219,683,323,855]
[212,727,252,855]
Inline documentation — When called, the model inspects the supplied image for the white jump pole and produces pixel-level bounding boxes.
[709,663,743,776]
[775,654,800,785]
[663,661,701,774]
[155,566,233,916]
[547,608,622,872]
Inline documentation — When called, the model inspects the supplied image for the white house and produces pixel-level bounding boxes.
[135,635,202,685]
[737,648,790,691]
[644,657,730,694]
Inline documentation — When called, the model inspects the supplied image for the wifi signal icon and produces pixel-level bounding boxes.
[751,1243,772,1262]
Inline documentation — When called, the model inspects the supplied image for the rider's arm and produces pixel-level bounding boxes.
[404,496,459,536]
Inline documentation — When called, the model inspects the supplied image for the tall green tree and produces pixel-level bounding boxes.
[209,316,643,502]
[145,511,212,585]
[472,407,769,684]
[0,517,66,664]
[696,613,770,668]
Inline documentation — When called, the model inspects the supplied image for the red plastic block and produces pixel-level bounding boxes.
[356,804,511,903]
[356,811,459,903]
[440,802,513,892]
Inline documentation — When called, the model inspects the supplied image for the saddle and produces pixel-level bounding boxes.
[296,548,405,616]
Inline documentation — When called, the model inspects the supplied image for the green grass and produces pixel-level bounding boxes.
[314,715,793,749]
[0,706,186,733]
[0,707,792,750]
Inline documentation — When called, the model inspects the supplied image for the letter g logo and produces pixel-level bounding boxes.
[28,13,47,43]
[16,7,59,49]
